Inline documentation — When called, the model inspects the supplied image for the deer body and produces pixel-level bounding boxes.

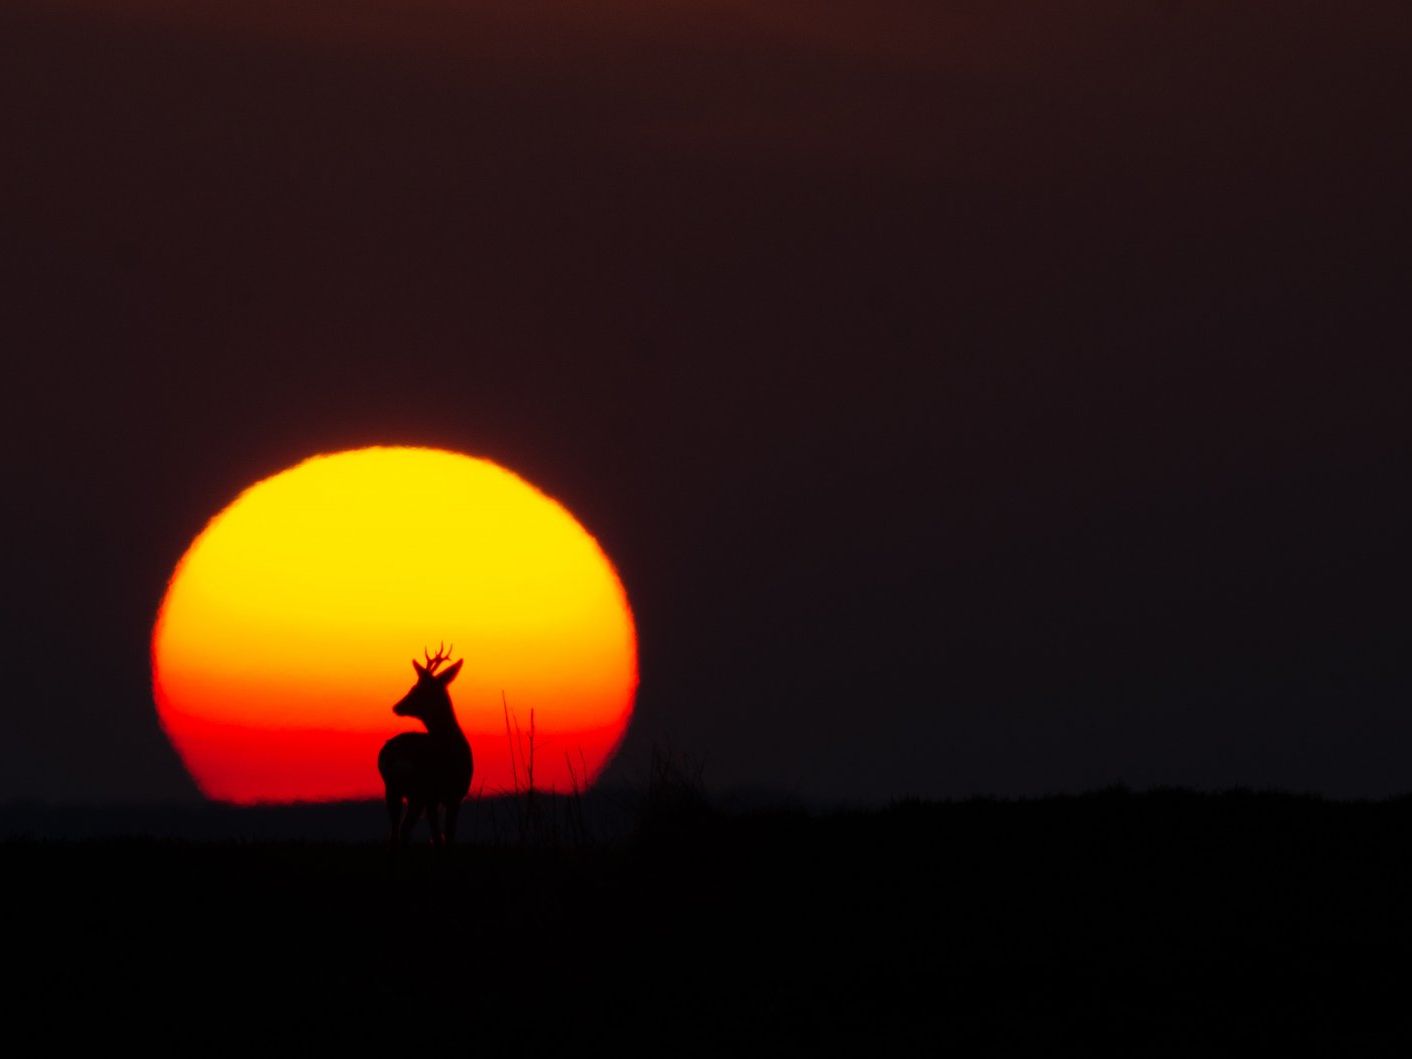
[378,645,473,846]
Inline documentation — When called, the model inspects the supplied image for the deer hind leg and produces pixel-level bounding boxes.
[443,801,460,846]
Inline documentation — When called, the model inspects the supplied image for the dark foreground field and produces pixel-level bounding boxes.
[9,789,1412,1050]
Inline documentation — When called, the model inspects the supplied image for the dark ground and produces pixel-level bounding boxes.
[9,788,1412,1050]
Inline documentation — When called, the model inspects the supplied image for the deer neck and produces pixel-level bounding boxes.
[421,708,467,744]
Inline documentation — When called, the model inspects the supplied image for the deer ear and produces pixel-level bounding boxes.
[412,659,427,677]
[437,659,464,685]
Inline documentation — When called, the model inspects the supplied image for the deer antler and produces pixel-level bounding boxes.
[424,642,454,673]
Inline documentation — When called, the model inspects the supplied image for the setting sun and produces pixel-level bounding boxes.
[151,447,637,803]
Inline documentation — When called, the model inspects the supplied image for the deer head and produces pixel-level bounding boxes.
[392,642,464,727]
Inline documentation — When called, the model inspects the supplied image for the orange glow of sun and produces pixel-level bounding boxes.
[151,447,638,804]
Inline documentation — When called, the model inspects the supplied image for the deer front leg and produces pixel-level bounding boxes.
[384,790,404,849]
[399,798,425,846]
[425,803,443,848]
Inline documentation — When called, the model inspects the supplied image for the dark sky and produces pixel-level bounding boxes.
[2,0,1408,803]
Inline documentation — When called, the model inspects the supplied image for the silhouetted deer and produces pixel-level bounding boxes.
[378,643,473,847]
